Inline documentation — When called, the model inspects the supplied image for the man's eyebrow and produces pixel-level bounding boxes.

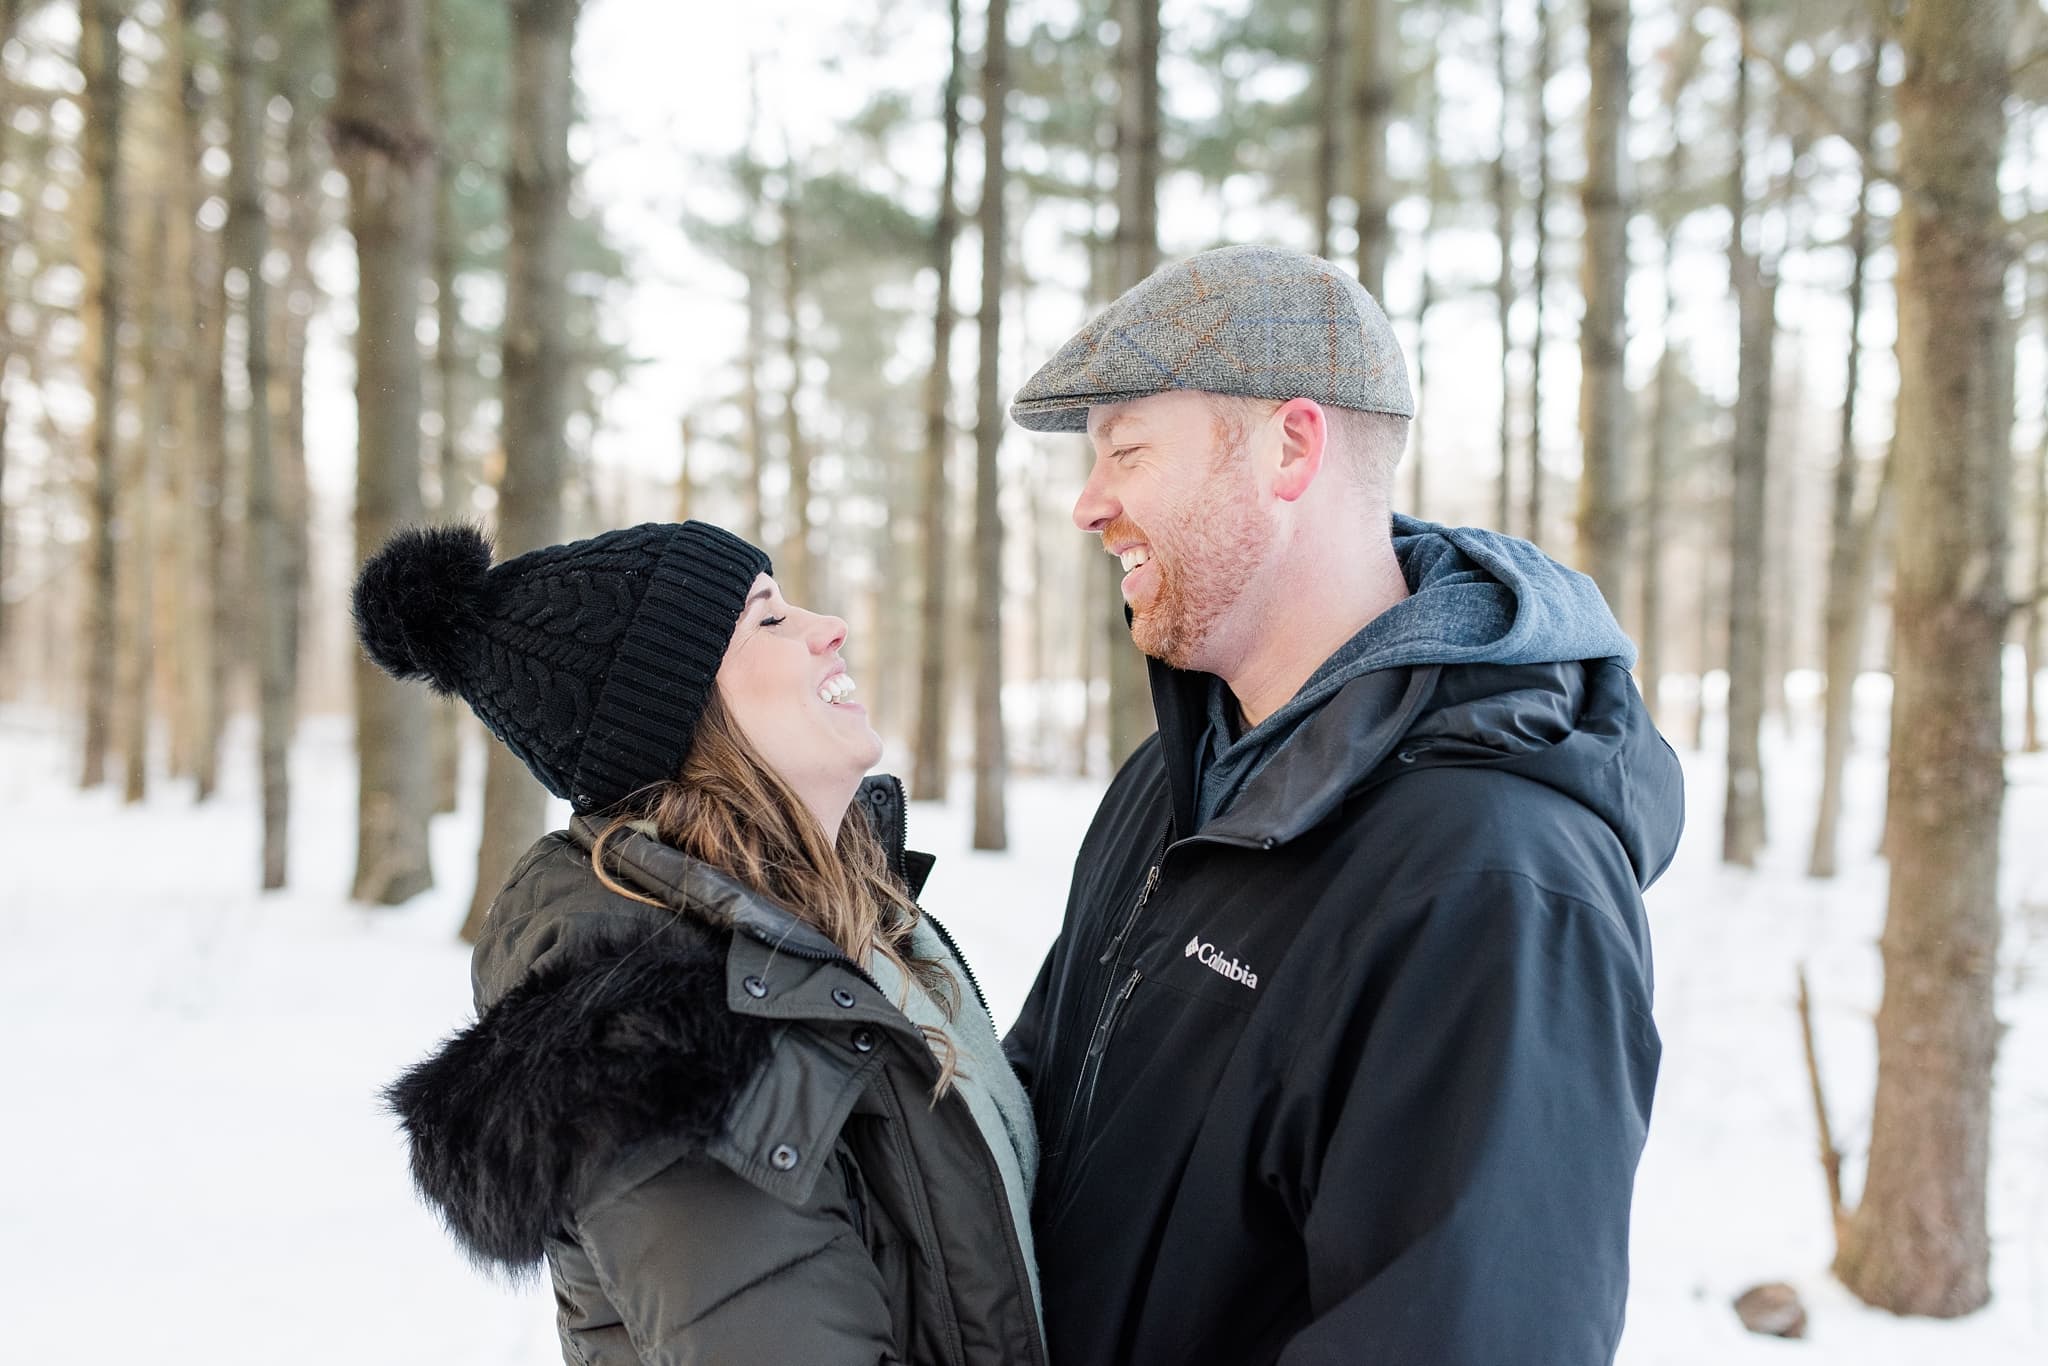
[1096,413,1136,443]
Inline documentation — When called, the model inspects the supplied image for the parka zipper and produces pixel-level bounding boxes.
[1048,845,1165,1162]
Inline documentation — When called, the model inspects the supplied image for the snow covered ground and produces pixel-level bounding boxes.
[1,693,2043,1364]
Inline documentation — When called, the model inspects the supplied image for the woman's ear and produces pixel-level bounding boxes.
[1268,398,1328,502]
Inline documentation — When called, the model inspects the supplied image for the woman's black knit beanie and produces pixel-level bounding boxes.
[350,520,772,815]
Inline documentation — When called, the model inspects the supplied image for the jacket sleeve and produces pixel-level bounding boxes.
[1269,870,1660,1366]
[567,1145,896,1366]
[1002,941,1059,1099]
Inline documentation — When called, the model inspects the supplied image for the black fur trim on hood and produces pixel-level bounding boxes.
[385,926,774,1272]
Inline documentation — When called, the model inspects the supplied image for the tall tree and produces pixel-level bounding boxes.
[1835,0,2013,1316]
[2028,307,2046,753]
[1639,9,1704,728]
[1526,0,1553,543]
[1347,0,1391,298]
[228,0,291,887]
[1492,0,1514,531]
[1809,34,1888,878]
[330,0,437,905]
[1313,0,1342,258]
[177,0,233,800]
[1107,0,1161,770]
[1721,0,1775,867]
[0,0,26,675]
[912,0,965,802]
[972,0,1011,851]
[1410,39,1440,518]
[779,165,813,606]
[461,0,579,943]
[1576,0,1631,615]
[76,0,125,791]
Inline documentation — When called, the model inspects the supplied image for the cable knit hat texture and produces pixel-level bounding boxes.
[352,521,771,815]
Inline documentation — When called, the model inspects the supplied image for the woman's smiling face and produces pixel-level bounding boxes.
[714,574,883,828]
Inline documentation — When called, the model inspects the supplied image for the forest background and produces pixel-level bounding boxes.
[1,0,2045,1350]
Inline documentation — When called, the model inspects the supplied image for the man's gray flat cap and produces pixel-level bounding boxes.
[1009,244,1414,433]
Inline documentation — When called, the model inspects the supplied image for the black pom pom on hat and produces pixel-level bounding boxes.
[351,523,493,696]
[350,520,771,814]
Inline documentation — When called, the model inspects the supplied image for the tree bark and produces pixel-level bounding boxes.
[1313,0,1342,259]
[1810,38,1885,879]
[0,0,22,678]
[1526,0,1552,544]
[1492,0,1514,531]
[1641,107,1687,729]
[330,0,438,906]
[1575,0,1631,617]
[2027,323,2046,753]
[229,0,291,888]
[778,173,813,606]
[1347,0,1391,300]
[178,0,232,801]
[461,0,579,943]
[971,0,1010,851]
[279,46,320,732]
[1107,0,1161,770]
[1722,0,1773,867]
[77,0,125,792]
[428,0,470,815]
[122,192,169,804]
[1835,0,2013,1316]
[912,0,965,803]
[1410,44,1440,518]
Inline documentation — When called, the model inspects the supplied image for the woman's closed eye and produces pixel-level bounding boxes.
[759,614,787,628]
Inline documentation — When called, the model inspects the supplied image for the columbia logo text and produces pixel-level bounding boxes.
[1184,936,1259,990]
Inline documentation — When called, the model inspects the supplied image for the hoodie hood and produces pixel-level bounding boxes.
[1156,520,1681,889]
[1188,517,1641,830]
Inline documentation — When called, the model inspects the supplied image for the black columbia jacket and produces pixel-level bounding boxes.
[1005,647,1683,1366]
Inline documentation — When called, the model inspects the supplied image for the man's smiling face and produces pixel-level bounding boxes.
[1074,390,1278,673]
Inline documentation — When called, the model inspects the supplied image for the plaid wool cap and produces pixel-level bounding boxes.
[1010,244,1415,433]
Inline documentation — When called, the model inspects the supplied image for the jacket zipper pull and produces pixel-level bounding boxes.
[1088,969,1143,1056]
[1099,864,1162,965]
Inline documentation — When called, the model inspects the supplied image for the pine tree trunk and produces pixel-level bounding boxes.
[229,0,290,888]
[178,0,231,801]
[2027,361,2046,753]
[776,178,815,606]
[122,193,170,804]
[971,0,1010,852]
[461,0,579,944]
[738,73,768,549]
[1575,0,1630,617]
[1492,0,1514,531]
[1107,0,1160,771]
[1641,115,1687,728]
[0,0,21,682]
[77,0,125,792]
[1526,0,1552,544]
[1347,0,1391,300]
[1835,0,2012,1315]
[1409,45,1439,518]
[912,0,964,803]
[1313,0,1342,259]
[1722,1,1772,867]
[1809,39,1884,879]
[279,44,321,737]
[331,0,437,906]
[428,0,469,815]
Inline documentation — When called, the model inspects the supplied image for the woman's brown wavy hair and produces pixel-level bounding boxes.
[589,689,959,1094]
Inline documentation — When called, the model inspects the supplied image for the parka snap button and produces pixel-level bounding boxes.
[769,1144,799,1171]
[743,975,768,998]
[831,987,856,1008]
[1396,750,1417,764]
[852,1028,876,1053]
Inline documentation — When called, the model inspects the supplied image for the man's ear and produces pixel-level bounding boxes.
[1269,398,1327,502]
